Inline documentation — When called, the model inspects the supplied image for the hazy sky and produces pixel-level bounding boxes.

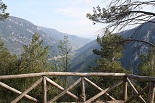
[3,0,108,39]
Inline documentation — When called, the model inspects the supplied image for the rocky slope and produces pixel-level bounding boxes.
[0,16,91,55]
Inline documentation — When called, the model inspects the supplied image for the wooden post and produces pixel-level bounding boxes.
[81,77,86,102]
[43,76,47,103]
[123,76,128,102]
[148,82,155,103]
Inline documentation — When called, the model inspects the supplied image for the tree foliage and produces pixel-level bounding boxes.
[138,47,155,76]
[92,30,127,73]
[94,30,125,61]
[87,0,155,71]
[2,33,53,102]
[0,0,9,20]
[137,46,155,100]
[57,35,72,88]
[0,38,17,75]
[86,0,155,101]
[88,31,128,100]
[0,33,62,102]
[0,38,18,102]
[87,0,155,31]
[16,33,51,98]
[58,35,72,72]
[18,33,50,73]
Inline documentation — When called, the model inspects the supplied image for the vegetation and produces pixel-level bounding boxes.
[86,30,128,100]
[13,33,52,101]
[57,35,72,72]
[0,33,60,102]
[138,47,155,76]
[18,33,50,74]
[92,29,127,72]
[0,0,155,102]
[57,35,72,87]
[0,39,18,75]
[87,0,155,32]
[87,0,155,49]
[86,0,155,101]
[87,0,155,76]
[0,38,18,102]
[0,0,9,20]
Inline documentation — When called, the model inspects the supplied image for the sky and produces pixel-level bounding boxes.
[3,0,108,39]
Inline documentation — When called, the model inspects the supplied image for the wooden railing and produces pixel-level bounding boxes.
[0,72,154,103]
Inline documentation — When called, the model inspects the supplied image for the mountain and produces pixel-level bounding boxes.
[38,26,91,50]
[120,19,155,73]
[70,40,99,72]
[0,16,91,55]
[0,16,54,55]
[71,19,155,73]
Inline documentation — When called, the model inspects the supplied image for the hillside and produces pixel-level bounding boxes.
[70,40,99,72]
[38,26,91,50]
[71,19,155,73]
[0,16,54,55]
[0,16,91,55]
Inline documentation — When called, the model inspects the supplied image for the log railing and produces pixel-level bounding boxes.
[0,72,154,103]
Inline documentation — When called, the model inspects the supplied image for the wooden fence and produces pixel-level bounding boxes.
[0,72,154,103]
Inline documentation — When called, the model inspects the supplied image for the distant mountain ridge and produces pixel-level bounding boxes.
[0,16,91,55]
[38,26,91,50]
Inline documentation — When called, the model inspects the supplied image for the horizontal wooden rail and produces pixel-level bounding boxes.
[0,72,126,79]
[1,72,155,82]
[127,74,155,82]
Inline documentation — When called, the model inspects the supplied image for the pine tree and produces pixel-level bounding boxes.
[0,0,9,20]
[18,33,50,73]
[89,31,128,100]
[138,47,155,76]
[137,46,155,100]
[10,33,52,101]
[92,29,127,73]
[57,35,72,72]
[0,38,18,75]
[57,35,72,88]
[87,0,155,33]
[0,38,18,102]
[0,34,60,102]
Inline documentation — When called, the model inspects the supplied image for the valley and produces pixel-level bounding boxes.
[1,16,155,74]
